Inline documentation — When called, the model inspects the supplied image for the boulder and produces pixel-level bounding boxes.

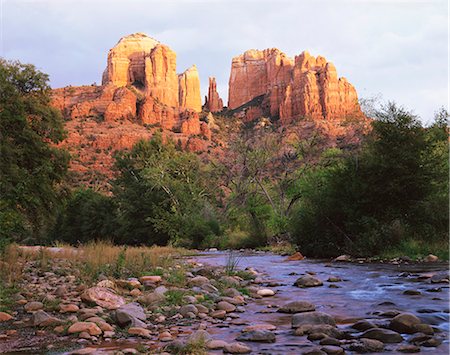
[68,322,102,336]
[115,302,147,328]
[0,312,13,322]
[223,342,252,354]
[237,329,276,343]
[81,287,125,310]
[389,313,421,334]
[31,310,63,327]
[278,301,315,313]
[294,275,323,288]
[24,301,43,313]
[361,328,403,343]
[292,311,336,328]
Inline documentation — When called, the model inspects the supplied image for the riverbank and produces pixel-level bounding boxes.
[0,246,448,354]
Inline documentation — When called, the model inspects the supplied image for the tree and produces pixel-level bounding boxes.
[112,134,219,247]
[0,59,69,244]
[50,188,118,244]
[291,103,448,257]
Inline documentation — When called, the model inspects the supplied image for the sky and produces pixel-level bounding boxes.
[1,0,448,123]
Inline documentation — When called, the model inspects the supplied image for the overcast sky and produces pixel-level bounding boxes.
[1,0,448,123]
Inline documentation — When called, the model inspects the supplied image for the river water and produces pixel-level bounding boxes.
[193,251,449,354]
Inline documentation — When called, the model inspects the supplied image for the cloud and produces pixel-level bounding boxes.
[1,0,447,122]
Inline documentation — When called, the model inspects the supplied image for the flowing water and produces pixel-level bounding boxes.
[193,251,449,354]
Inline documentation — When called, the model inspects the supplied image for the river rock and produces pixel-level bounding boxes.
[207,339,227,349]
[351,320,377,331]
[24,301,44,313]
[128,327,151,338]
[294,275,323,288]
[242,323,276,332]
[334,255,351,262]
[81,287,125,310]
[349,338,384,352]
[361,328,403,343]
[278,301,315,313]
[68,322,102,336]
[217,301,236,313]
[189,276,210,286]
[424,254,438,262]
[257,289,275,297]
[180,304,199,317]
[187,329,211,344]
[211,310,226,319]
[223,342,252,353]
[320,345,345,355]
[327,276,342,282]
[32,310,63,326]
[403,290,421,296]
[303,348,327,355]
[389,313,421,334]
[320,337,340,346]
[397,344,421,353]
[139,275,162,283]
[286,252,304,261]
[413,323,434,334]
[115,302,147,327]
[60,304,79,313]
[0,312,13,322]
[292,311,336,328]
[138,291,165,306]
[237,329,276,343]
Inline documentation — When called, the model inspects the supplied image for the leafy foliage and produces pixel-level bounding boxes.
[290,103,449,257]
[112,133,221,247]
[0,59,69,244]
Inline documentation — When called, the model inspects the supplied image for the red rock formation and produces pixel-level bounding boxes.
[180,111,201,135]
[144,44,179,107]
[205,77,223,112]
[102,33,160,88]
[51,33,212,187]
[228,49,362,122]
[178,65,202,112]
[228,48,293,112]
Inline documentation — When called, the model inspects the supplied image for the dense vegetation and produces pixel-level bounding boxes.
[290,104,449,258]
[1,59,448,259]
[0,59,69,247]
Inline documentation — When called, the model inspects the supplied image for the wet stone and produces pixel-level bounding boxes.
[236,329,276,343]
[361,328,403,343]
[278,301,315,313]
[397,344,421,353]
[321,345,345,355]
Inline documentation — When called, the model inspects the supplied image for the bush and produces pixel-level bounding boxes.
[290,103,449,258]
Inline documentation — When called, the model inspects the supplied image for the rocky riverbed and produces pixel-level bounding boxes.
[0,250,448,354]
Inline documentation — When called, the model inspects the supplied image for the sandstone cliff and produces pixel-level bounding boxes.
[205,77,223,113]
[51,33,211,187]
[51,33,366,189]
[178,65,202,112]
[228,49,362,122]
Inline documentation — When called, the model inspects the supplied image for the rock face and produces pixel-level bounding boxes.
[205,77,223,112]
[102,32,160,87]
[178,65,202,112]
[51,33,211,186]
[51,34,366,189]
[228,48,362,122]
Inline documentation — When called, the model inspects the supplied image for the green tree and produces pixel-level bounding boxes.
[113,134,219,247]
[291,103,448,257]
[0,59,69,244]
[51,188,118,244]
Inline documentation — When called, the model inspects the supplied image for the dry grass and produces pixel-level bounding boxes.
[0,241,188,286]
